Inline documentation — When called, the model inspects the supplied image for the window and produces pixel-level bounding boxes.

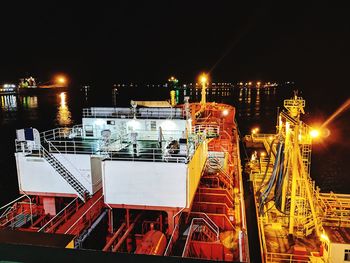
[107,120,115,125]
[345,249,350,261]
[85,125,94,137]
[151,121,157,131]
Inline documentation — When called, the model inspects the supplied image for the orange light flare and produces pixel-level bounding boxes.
[222,109,229,116]
[198,73,209,85]
[309,125,331,141]
[251,127,259,134]
[55,74,68,86]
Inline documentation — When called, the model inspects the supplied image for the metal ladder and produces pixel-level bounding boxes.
[41,145,90,201]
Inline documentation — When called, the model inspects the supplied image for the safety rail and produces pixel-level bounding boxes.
[317,191,350,227]
[0,195,27,212]
[266,252,323,263]
[40,126,83,141]
[164,223,180,256]
[0,195,34,227]
[38,197,79,233]
[182,216,220,258]
[41,125,121,141]
[40,144,90,200]
[105,147,189,163]
[164,210,186,256]
[15,139,192,164]
[189,212,220,240]
[63,194,104,235]
[0,202,37,228]
[130,130,184,141]
[193,124,220,137]
[250,133,276,141]
[83,107,185,119]
[46,140,98,154]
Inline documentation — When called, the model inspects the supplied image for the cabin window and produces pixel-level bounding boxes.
[345,249,350,261]
[151,121,157,131]
[85,125,94,137]
[107,120,115,125]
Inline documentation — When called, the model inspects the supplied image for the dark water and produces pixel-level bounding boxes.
[0,85,349,206]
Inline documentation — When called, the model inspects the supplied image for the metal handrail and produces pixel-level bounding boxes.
[182,221,198,258]
[164,223,180,256]
[0,195,26,211]
[0,206,13,220]
[182,217,219,258]
[64,195,104,234]
[0,202,36,227]
[189,212,220,240]
[266,251,317,263]
[44,139,92,187]
[82,107,185,119]
[38,197,79,232]
[164,209,185,256]
[39,145,89,201]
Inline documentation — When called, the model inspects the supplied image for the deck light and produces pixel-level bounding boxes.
[56,76,66,84]
[310,129,320,139]
[222,109,229,116]
[320,233,329,242]
[199,74,208,84]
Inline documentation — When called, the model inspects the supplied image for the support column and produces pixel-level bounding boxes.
[167,210,176,236]
[108,209,113,234]
[42,197,56,216]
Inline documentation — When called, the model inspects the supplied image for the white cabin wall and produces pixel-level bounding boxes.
[90,156,103,193]
[15,153,102,196]
[329,243,350,263]
[15,153,76,195]
[102,160,187,208]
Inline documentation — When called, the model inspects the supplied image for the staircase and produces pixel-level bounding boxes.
[41,145,90,201]
[182,216,220,258]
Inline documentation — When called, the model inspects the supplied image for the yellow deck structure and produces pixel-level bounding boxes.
[245,93,350,263]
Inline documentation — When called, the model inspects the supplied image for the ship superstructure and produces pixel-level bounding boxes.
[245,93,350,263]
[0,81,248,261]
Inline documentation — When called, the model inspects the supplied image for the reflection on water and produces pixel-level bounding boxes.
[21,96,38,109]
[0,95,17,111]
[56,92,72,126]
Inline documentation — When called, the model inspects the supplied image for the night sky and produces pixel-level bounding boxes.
[1,1,350,94]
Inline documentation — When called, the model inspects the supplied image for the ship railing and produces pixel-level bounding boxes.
[192,124,220,137]
[266,251,323,263]
[63,194,104,235]
[250,133,276,141]
[317,191,350,227]
[129,130,184,141]
[164,223,180,256]
[40,125,124,142]
[104,146,189,163]
[0,201,36,228]
[188,212,220,240]
[182,217,220,257]
[16,139,190,163]
[164,209,186,256]
[0,195,29,215]
[38,197,80,233]
[45,139,99,155]
[0,195,34,225]
[40,127,84,141]
[83,107,185,119]
[15,139,37,154]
